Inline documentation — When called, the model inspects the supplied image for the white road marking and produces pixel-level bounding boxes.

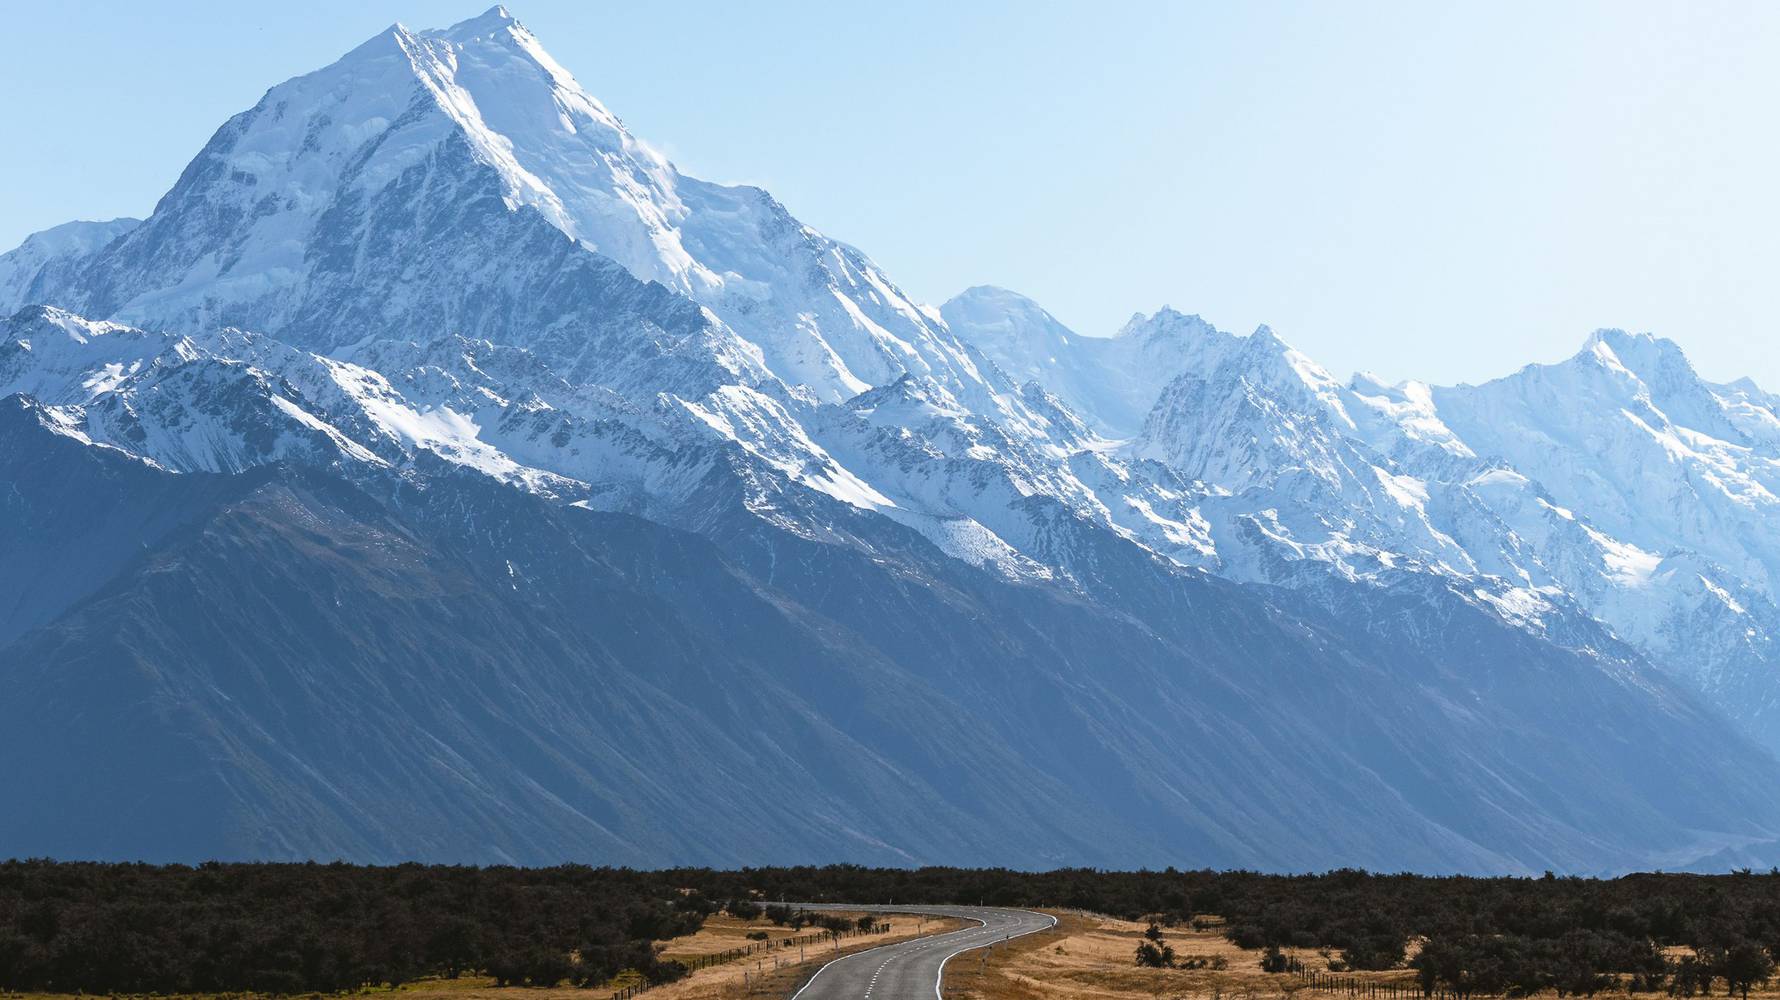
[931,910,1057,1000]
[786,906,1056,1000]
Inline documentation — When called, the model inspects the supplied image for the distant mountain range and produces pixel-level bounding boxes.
[4,6,1778,873]
[946,289,1780,754]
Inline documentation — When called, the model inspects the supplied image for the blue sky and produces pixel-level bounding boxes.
[5,2,1778,388]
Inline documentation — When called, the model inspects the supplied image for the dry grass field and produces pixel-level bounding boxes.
[943,913,1780,1000]
[935,912,1307,1000]
[944,913,1415,1000]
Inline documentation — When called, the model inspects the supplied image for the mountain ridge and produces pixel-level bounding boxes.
[2,8,1777,873]
[948,285,1780,752]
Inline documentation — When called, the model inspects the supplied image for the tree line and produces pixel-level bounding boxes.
[0,861,706,994]
[670,864,1780,996]
[9,862,1780,995]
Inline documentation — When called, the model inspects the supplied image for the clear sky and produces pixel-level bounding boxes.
[5,1,1778,388]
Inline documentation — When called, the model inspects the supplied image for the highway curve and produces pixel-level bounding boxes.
[788,905,1056,1000]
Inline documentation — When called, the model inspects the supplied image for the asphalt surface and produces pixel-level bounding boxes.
[787,905,1057,1000]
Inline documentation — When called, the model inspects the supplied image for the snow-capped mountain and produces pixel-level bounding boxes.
[0,219,138,314]
[0,6,1106,565]
[942,286,1226,437]
[4,8,1780,872]
[949,286,1780,750]
[0,8,1050,432]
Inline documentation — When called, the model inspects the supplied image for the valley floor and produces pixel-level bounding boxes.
[7,910,1770,1000]
[947,913,1367,1000]
[943,914,1752,1000]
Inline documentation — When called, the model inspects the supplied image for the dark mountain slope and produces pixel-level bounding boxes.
[710,498,1780,874]
[4,404,1777,872]
[0,464,1077,863]
[0,396,256,645]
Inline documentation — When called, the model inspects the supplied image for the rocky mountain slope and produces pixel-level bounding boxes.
[2,7,1777,872]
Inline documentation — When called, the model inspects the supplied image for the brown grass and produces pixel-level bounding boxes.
[946,913,1780,1000]
[943,913,1412,1000]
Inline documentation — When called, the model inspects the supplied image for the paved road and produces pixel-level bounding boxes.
[787,905,1056,1000]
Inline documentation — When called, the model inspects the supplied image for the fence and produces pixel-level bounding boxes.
[609,921,893,1000]
[1300,971,1430,1000]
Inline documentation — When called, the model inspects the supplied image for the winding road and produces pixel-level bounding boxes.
[787,905,1056,1000]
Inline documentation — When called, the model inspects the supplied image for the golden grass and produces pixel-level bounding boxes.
[947,913,1780,1000]
[939,912,1321,1000]
[945,913,1417,1000]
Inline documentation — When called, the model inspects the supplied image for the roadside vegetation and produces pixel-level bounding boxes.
[0,863,874,995]
[8,863,1780,997]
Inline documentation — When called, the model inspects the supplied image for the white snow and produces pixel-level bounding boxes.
[6,5,1780,742]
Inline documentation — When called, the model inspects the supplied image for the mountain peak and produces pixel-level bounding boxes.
[6,5,1038,416]
[3,304,134,346]
[950,284,1037,306]
[1573,328,1705,399]
[433,5,524,43]
[1115,306,1211,341]
[1582,327,1690,365]
[0,218,141,316]
[11,218,139,256]
[941,286,1068,339]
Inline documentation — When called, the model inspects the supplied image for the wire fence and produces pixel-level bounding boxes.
[609,921,894,1000]
[1300,970,1429,999]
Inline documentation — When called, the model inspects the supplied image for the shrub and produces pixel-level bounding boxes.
[1135,940,1175,968]
[1716,942,1774,1000]
[1342,932,1407,971]
[1229,924,1268,949]
[523,950,574,987]
[1260,945,1302,974]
